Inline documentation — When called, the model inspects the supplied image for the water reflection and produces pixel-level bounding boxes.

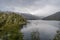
[21,20,60,40]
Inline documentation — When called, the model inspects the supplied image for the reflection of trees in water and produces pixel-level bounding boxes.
[31,30,40,40]
[53,30,60,40]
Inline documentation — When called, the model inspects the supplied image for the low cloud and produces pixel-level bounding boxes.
[0,0,60,17]
[30,5,60,17]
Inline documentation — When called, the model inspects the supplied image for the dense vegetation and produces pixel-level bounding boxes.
[31,30,40,40]
[53,30,60,40]
[0,12,27,40]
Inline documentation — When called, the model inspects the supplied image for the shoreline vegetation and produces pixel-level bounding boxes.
[0,11,27,40]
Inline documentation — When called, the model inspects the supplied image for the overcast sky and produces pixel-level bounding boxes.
[0,0,60,17]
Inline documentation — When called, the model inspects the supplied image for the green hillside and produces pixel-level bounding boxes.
[0,11,27,40]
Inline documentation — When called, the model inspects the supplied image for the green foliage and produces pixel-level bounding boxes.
[0,12,27,40]
[31,30,40,40]
[53,30,60,40]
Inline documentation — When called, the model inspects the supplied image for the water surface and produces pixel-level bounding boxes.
[21,20,60,40]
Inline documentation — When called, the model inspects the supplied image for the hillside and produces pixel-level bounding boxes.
[42,12,60,20]
[0,11,27,40]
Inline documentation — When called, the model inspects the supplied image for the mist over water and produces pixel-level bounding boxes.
[21,20,60,40]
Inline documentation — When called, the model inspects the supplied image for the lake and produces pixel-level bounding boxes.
[21,20,60,40]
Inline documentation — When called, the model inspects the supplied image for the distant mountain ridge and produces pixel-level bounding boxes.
[19,13,41,20]
[0,11,41,20]
[42,12,60,20]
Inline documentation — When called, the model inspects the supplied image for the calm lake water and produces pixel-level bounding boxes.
[21,20,60,40]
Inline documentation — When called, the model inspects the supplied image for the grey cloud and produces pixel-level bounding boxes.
[0,0,60,7]
[0,0,37,7]
[0,0,60,16]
